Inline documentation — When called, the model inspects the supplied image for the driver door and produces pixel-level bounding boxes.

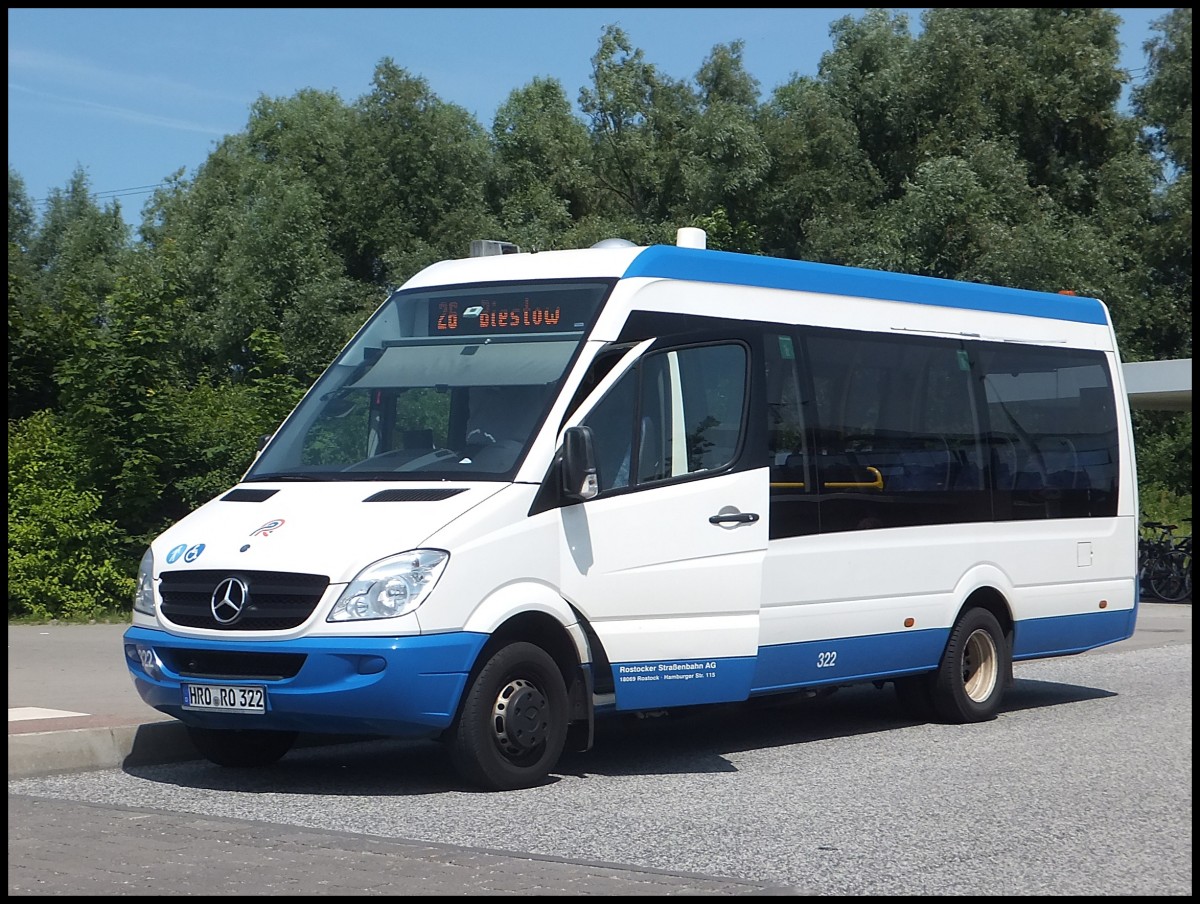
[557,337,767,710]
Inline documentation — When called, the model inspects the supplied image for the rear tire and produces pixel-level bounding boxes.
[186,726,297,767]
[448,642,568,791]
[930,607,1007,723]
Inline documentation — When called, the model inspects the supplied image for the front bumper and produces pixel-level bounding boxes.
[122,625,488,737]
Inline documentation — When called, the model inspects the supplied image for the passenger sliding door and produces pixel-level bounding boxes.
[557,339,767,710]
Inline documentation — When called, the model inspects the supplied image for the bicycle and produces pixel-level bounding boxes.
[1141,520,1191,602]
[1175,518,1192,601]
[1139,521,1171,595]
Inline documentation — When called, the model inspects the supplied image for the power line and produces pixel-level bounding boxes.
[29,182,170,207]
[92,184,166,199]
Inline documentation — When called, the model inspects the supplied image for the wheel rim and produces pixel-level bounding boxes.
[962,628,999,703]
[490,677,549,758]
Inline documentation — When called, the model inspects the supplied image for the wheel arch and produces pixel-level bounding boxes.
[456,584,596,751]
[476,610,582,683]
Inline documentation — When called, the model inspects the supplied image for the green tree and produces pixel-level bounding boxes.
[8,168,130,419]
[8,167,35,253]
[908,9,1128,212]
[151,331,305,515]
[26,168,130,310]
[1131,8,1191,176]
[757,75,884,261]
[139,120,377,385]
[816,8,920,203]
[677,41,770,249]
[353,59,495,281]
[1128,7,1192,363]
[52,247,189,538]
[489,77,596,249]
[579,24,700,230]
[797,10,1164,309]
[51,247,307,541]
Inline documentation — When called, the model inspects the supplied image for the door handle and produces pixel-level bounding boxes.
[709,511,760,524]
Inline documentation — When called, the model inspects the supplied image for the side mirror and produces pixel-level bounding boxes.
[257,433,273,452]
[561,426,599,501]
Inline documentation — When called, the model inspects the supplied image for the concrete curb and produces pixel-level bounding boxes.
[8,723,386,780]
[9,721,197,779]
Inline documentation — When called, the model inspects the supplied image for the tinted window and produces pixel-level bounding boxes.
[766,327,1118,538]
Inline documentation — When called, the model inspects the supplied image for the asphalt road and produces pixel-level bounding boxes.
[8,603,1192,895]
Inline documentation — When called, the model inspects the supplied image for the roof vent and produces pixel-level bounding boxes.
[470,239,520,257]
[591,237,637,249]
[676,227,707,249]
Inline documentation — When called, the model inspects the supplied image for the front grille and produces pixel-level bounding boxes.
[159,570,328,631]
[158,649,306,680]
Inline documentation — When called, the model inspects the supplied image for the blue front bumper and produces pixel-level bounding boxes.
[123,625,488,738]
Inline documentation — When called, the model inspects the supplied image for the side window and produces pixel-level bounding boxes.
[804,329,988,532]
[975,344,1118,519]
[581,342,748,492]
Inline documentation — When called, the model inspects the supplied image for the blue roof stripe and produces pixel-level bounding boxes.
[623,246,1108,325]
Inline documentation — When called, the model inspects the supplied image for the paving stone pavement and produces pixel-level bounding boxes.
[8,795,799,896]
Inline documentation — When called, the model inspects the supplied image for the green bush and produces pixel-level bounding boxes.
[1134,412,1192,538]
[1138,482,1193,538]
[8,412,136,621]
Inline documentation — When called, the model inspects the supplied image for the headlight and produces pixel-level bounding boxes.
[328,549,449,622]
[133,548,156,615]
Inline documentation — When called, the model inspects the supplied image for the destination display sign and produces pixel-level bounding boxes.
[427,286,603,335]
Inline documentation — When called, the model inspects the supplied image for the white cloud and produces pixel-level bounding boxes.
[9,82,230,136]
[8,47,248,106]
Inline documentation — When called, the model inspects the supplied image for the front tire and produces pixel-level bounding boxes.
[186,726,297,767]
[448,642,568,791]
[930,607,1007,723]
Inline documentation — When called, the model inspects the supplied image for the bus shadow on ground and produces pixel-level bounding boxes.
[999,676,1116,713]
[555,676,1114,781]
[126,676,1114,795]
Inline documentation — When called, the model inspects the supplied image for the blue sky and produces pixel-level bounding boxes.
[8,8,1174,224]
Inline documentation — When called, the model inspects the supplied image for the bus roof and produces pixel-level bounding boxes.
[623,246,1109,326]
[404,242,1109,326]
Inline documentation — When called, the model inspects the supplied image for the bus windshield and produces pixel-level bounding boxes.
[245,280,611,481]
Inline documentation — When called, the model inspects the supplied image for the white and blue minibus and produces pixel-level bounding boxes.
[124,227,1139,790]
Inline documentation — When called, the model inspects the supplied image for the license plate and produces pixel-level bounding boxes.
[182,684,265,713]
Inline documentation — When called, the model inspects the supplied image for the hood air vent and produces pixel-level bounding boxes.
[221,488,279,502]
[363,488,468,502]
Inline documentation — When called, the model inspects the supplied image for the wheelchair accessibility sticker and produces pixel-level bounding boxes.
[166,543,206,564]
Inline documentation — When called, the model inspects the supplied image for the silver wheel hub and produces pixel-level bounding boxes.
[491,678,548,755]
[962,628,999,703]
